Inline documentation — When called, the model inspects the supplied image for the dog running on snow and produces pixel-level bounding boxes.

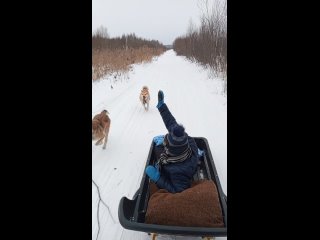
[92,110,111,149]
[139,86,150,111]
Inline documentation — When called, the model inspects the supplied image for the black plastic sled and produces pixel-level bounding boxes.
[118,137,227,237]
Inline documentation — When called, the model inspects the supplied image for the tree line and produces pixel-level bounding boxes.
[92,26,166,81]
[173,0,227,82]
[92,26,165,51]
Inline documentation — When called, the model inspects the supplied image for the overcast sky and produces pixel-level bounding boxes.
[92,0,212,45]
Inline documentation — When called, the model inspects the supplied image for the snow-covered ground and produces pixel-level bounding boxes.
[92,50,227,240]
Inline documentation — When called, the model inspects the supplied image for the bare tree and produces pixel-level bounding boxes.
[173,0,227,84]
[94,25,109,39]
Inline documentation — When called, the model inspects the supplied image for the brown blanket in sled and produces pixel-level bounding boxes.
[145,180,225,228]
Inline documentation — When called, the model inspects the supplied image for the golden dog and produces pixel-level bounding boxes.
[92,110,111,149]
[139,86,150,111]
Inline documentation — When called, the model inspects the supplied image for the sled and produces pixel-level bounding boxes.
[118,137,227,239]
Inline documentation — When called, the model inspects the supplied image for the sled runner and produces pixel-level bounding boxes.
[118,137,227,239]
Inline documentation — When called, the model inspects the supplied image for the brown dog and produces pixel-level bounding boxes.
[92,110,111,149]
[139,86,150,111]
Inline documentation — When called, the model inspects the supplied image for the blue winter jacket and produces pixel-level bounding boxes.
[155,103,199,193]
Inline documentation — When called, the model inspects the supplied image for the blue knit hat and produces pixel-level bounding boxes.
[167,124,188,147]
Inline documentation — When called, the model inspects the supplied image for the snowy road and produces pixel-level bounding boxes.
[92,50,227,240]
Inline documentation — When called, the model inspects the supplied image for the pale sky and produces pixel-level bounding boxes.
[92,0,211,45]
